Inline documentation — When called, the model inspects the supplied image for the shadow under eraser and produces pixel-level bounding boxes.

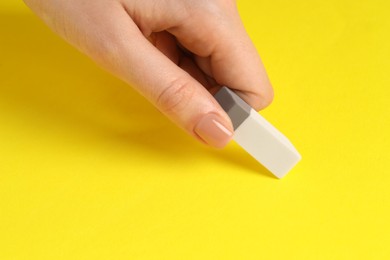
[214,87,301,178]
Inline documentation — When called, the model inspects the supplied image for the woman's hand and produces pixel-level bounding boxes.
[24,0,273,148]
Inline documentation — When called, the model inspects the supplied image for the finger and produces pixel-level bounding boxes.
[167,2,274,111]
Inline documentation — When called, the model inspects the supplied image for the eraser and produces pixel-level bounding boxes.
[214,87,301,178]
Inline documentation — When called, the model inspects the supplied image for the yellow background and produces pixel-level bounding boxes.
[1,0,389,259]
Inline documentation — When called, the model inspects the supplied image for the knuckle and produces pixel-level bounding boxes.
[156,78,195,114]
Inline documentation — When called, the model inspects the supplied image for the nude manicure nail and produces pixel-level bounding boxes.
[194,114,233,148]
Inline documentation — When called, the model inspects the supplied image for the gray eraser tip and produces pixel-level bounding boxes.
[214,87,301,178]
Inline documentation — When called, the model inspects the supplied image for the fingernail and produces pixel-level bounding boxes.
[194,114,233,148]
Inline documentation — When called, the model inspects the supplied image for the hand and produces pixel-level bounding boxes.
[23,0,273,148]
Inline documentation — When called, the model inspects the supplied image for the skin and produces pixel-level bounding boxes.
[23,0,273,148]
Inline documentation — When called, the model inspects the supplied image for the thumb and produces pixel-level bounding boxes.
[23,1,234,148]
[91,7,234,148]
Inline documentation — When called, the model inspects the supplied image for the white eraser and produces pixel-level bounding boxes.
[214,87,301,178]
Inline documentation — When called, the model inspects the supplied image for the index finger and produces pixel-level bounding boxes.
[168,1,274,111]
